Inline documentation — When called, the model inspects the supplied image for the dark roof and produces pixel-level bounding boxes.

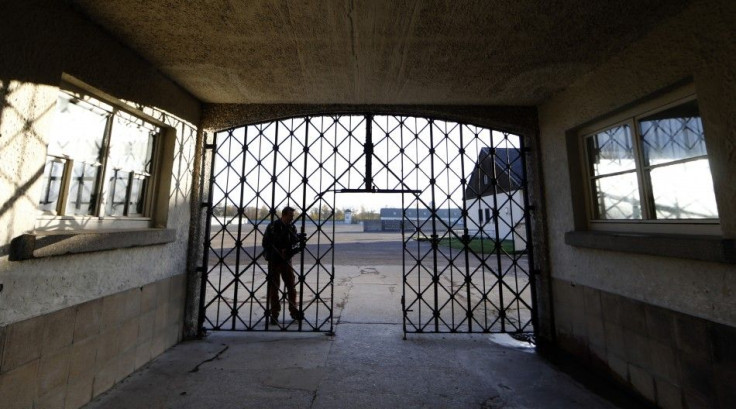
[465,147,524,199]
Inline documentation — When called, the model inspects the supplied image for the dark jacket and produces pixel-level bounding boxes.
[262,218,299,262]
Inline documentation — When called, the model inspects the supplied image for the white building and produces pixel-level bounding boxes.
[464,147,526,249]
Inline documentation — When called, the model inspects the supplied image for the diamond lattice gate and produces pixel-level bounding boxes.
[200,115,536,336]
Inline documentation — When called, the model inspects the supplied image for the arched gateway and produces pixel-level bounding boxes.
[200,115,536,337]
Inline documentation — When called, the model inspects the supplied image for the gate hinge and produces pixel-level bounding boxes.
[204,143,216,150]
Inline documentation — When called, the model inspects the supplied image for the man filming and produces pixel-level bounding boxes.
[262,206,306,325]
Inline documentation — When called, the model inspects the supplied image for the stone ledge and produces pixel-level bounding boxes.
[9,229,176,261]
[565,231,735,264]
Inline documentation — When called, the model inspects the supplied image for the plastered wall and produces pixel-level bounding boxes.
[538,0,736,327]
[0,1,202,327]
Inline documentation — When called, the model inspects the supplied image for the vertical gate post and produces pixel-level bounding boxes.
[183,128,208,339]
[364,114,374,191]
[458,126,473,332]
[297,118,310,331]
[196,131,217,335]
[230,128,248,330]
[428,120,440,332]
[489,145,506,332]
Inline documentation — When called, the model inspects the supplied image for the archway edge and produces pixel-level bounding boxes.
[190,103,553,344]
[201,104,538,136]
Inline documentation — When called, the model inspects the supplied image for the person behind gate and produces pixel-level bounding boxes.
[262,206,306,325]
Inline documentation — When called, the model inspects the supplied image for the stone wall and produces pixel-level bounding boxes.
[0,275,186,409]
[0,2,202,408]
[553,278,735,408]
[538,0,736,407]
[0,1,201,326]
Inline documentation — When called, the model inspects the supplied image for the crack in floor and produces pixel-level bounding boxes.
[189,344,229,373]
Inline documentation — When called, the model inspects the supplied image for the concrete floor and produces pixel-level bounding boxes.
[84,263,634,409]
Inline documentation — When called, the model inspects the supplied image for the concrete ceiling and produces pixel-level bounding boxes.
[70,0,688,106]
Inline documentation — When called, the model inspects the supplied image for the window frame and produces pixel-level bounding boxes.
[35,79,173,232]
[576,83,720,236]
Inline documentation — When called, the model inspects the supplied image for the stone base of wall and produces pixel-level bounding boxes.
[552,278,736,409]
[0,274,186,409]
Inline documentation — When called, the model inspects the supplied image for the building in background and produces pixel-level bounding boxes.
[464,147,526,248]
[377,208,463,233]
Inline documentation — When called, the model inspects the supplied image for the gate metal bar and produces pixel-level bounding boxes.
[199,115,536,336]
[383,117,535,335]
[297,119,309,331]
[197,132,216,333]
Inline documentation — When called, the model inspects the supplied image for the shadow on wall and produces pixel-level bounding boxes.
[0,79,55,246]
[0,78,200,254]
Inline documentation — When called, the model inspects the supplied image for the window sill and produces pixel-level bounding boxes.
[564,230,735,264]
[9,228,176,261]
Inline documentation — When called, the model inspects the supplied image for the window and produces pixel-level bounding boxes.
[580,87,719,234]
[37,87,162,230]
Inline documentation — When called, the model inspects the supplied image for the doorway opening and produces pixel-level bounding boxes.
[199,115,536,337]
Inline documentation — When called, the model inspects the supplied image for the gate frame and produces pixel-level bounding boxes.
[185,106,553,344]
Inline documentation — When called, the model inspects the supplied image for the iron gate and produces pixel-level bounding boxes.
[199,115,536,335]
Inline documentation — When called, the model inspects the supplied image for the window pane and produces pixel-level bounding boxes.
[128,175,147,216]
[592,172,642,220]
[64,162,100,216]
[107,170,129,216]
[38,157,66,213]
[103,111,157,218]
[48,94,108,163]
[649,159,718,219]
[108,111,157,174]
[639,100,706,167]
[586,124,635,177]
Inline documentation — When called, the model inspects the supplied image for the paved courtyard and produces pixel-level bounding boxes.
[81,224,649,408]
[203,223,531,333]
[85,264,635,409]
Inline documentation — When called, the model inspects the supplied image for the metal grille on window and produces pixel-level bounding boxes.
[638,100,718,219]
[106,111,157,217]
[39,93,109,216]
[39,157,66,213]
[586,124,641,220]
[584,97,719,222]
[38,90,159,220]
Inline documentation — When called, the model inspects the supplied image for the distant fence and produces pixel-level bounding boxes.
[363,220,383,232]
[210,217,352,228]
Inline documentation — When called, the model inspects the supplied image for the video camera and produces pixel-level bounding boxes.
[296,232,307,249]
